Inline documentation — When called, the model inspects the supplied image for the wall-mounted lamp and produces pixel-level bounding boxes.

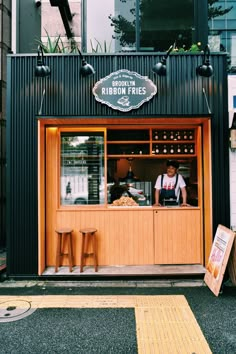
[196,44,214,77]
[78,48,95,77]
[229,113,236,150]
[152,45,174,76]
[35,46,51,78]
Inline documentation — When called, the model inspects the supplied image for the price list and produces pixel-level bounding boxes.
[86,138,102,204]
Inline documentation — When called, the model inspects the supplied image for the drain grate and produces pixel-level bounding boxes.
[0,300,37,323]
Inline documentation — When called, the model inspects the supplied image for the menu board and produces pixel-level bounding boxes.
[60,132,104,206]
[87,137,100,204]
[204,224,235,296]
[228,234,236,285]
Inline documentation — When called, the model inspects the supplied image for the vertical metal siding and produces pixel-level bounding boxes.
[6,53,230,275]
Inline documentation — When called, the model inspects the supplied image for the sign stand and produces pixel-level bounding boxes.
[204,224,235,296]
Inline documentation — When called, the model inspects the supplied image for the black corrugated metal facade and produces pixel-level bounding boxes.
[6,53,230,276]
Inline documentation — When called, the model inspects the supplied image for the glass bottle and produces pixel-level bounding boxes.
[162,131,167,140]
[154,131,159,140]
[183,144,188,154]
[189,144,194,154]
[170,145,174,154]
[163,145,167,154]
[169,131,174,140]
[183,131,188,139]
[176,131,181,140]
[177,144,182,154]
[155,145,160,154]
[188,130,194,140]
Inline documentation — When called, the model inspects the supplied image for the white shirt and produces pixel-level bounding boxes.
[154,173,186,201]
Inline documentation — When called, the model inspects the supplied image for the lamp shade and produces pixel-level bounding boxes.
[196,44,213,77]
[35,46,51,78]
[152,59,167,76]
[80,59,95,77]
[35,65,51,78]
[196,63,213,77]
[152,45,173,76]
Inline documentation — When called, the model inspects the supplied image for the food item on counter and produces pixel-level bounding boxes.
[112,196,139,206]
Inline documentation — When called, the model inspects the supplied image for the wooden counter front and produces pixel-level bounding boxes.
[154,208,202,264]
[45,207,202,268]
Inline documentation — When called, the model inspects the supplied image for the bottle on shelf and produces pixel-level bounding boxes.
[169,145,175,154]
[188,130,194,140]
[155,144,160,154]
[183,144,189,154]
[177,144,182,154]
[162,144,168,154]
[189,144,194,154]
[162,131,167,140]
[176,131,181,140]
[153,131,159,140]
[183,131,188,140]
[169,131,174,140]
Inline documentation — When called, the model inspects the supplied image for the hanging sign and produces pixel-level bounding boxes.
[204,224,235,296]
[92,69,157,112]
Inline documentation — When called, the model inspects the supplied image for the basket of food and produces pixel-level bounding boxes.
[111,196,139,206]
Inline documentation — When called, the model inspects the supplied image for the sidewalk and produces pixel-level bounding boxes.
[0,282,235,353]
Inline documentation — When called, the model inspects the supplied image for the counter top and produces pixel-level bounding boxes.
[57,205,200,211]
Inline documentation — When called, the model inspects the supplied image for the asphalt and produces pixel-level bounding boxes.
[0,279,235,353]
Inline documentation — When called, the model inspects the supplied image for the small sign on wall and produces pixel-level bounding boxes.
[204,224,235,296]
[92,69,157,112]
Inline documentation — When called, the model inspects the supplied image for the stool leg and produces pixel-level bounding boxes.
[67,233,73,272]
[80,234,85,272]
[55,233,62,272]
[92,233,98,272]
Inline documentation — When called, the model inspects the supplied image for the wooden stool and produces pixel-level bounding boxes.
[55,228,73,272]
[79,228,98,272]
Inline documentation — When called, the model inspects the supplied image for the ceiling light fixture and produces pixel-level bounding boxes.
[35,45,51,78]
[152,44,174,76]
[78,48,95,77]
[196,44,214,77]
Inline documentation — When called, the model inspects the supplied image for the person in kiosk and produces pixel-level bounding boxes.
[154,160,188,207]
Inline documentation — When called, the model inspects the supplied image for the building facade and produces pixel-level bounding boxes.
[3,0,234,277]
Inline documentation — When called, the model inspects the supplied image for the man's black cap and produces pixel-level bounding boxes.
[166,160,179,169]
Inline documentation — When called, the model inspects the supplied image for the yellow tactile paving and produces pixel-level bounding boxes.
[0,295,212,353]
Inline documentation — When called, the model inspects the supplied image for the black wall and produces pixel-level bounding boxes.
[6,53,230,275]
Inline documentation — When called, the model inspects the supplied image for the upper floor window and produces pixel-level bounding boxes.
[84,0,196,53]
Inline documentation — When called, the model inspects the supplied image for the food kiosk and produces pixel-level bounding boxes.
[6,53,230,277]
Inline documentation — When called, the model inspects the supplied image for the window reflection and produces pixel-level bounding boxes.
[60,132,105,205]
[85,0,195,53]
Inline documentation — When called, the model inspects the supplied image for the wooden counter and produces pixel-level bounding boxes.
[44,206,202,269]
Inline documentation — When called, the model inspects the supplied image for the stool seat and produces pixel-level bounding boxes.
[55,228,73,272]
[79,227,97,234]
[79,228,98,272]
[55,227,73,234]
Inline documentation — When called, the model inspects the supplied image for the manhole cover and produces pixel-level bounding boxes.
[0,300,37,322]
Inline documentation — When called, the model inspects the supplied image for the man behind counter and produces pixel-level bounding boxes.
[154,160,188,207]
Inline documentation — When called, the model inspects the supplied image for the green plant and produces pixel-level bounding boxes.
[172,42,202,53]
[35,30,79,53]
[90,38,112,53]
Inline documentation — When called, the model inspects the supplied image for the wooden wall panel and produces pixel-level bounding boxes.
[154,208,202,264]
[45,209,154,266]
[38,122,46,275]
[45,128,59,266]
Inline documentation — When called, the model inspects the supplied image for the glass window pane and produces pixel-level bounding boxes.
[139,0,194,51]
[86,0,137,53]
[85,1,195,53]
[60,131,105,205]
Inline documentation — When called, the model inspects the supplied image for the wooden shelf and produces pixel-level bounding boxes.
[106,128,197,158]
